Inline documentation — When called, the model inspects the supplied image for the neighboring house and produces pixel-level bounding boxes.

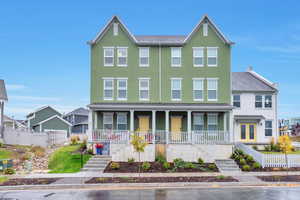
[87,15,235,162]
[64,107,89,134]
[27,106,71,135]
[283,118,300,130]
[0,80,8,137]
[232,68,278,144]
[3,115,27,130]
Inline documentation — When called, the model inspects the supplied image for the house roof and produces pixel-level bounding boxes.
[64,107,89,117]
[35,115,72,126]
[0,80,8,101]
[3,115,27,128]
[89,15,233,46]
[27,106,61,118]
[232,71,277,92]
[74,118,88,126]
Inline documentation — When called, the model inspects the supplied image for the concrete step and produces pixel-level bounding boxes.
[215,159,241,173]
[93,155,112,159]
[89,158,111,162]
[84,163,108,168]
[87,160,110,164]
[81,168,104,172]
[81,155,111,172]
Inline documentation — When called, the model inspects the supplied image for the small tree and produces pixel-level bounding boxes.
[278,135,293,168]
[131,134,148,175]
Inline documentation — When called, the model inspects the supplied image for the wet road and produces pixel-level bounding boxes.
[0,187,300,200]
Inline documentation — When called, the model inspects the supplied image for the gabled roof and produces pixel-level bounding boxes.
[0,80,8,101]
[88,15,233,46]
[36,115,72,126]
[64,107,89,117]
[232,70,278,92]
[3,115,27,128]
[26,106,61,118]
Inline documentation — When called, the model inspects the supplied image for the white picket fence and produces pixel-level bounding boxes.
[235,143,300,168]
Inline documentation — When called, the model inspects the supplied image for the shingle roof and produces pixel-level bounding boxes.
[0,80,8,101]
[232,72,276,92]
[134,35,186,45]
[65,107,89,116]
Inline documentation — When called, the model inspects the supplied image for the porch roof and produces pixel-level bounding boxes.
[234,115,265,121]
[88,103,233,111]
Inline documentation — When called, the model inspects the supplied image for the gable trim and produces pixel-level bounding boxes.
[37,115,72,126]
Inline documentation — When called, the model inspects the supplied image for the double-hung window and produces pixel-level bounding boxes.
[103,47,114,66]
[207,47,218,66]
[208,114,218,131]
[117,113,127,130]
[171,78,182,101]
[171,47,181,67]
[139,47,149,67]
[139,78,150,101]
[103,78,114,100]
[117,79,127,100]
[117,47,127,66]
[265,95,272,108]
[255,95,272,108]
[207,78,218,101]
[265,120,273,136]
[193,113,204,131]
[233,94,241,108]
[255,95,263,108]
[193,47,204,67]
[103,113,113,130]
[193,78,204,101]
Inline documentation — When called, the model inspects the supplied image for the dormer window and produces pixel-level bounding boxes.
[113,23,118,36]
[203,23,208,36]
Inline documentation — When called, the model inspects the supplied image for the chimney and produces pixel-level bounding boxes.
[247,66,253,72]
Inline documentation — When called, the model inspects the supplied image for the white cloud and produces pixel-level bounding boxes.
[6,84,26,91]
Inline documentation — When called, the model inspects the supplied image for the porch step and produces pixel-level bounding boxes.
[81,155,111,172]
[215,159,241,173]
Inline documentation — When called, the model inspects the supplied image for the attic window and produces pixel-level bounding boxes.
[113,23,119,36]
[203,23,208,36]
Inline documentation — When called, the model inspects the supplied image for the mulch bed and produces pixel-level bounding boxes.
[257,175,300,182]
[250,167,300,172]
[0,178,60,186]
[104,162,218,173]
[86,176,238,184]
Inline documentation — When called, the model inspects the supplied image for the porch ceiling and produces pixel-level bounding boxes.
[88,103,233,111]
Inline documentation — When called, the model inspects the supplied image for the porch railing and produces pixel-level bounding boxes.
[92,129,230,144]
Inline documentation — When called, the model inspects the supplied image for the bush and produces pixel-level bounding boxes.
[141,162,151,171]
[87,149,93,155]
[230,153,236,160]
[184,162,196,169]
[252,162,261,169]
[245,155,254,163]
[197,158,204,165]
[30,146,45,157]
[252,145,258,151]
[128,158,135,163]
[173,158,185,169]
[216,175,225,180]
[208,164,216,170]
[162,162,171,169]
[239,158,246,165]
[155,154,166,164]
[0,142,4,148]
[110,162,120,170]
[242,164,250,171]
[4,168,15,175]
[264,145,271,151]
[20,153,31,161]
[235,149,244,156]
[70,135,79,145]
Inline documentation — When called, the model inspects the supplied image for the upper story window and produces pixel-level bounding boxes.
[255,95,272,108]
[255,95,263,108]
[193,78,204,101]
[103,112,113,130]
[103,47,114,66]
[171,47,181,67]
[117,47,127,66]
[171,78,182,101]
[193,113,204,131]
[117,79,127,100]
[265,95,272,108]
[117,113,127,130]
[103,78,114,100]
[207,47,218,66]
[265,120,273,136]
[139,78,150,101]
[193,47,204,67]
[207,78,218,101]
[233,94,241,108]
[139,47,149,67]
[208,114,218,131]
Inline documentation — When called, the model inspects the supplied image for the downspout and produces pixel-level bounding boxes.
[275,90,279,140]
[159,42,162,102]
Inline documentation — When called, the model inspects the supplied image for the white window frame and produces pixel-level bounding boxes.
[193,78,204,101]
[193,113,204,131]
[103,78,114,100]
[233,94,241,108]
[207,113,218,131]
[117,78,128,101]
[265,120,273,136]
[116,112,128,130]
[207,47,218,67]
[103,47,114,67]
[113,23,119,36]
[103,112,113,130]
[171,47,182,67]
[193,47,204,67]
[203,23,208,36]
[139,47,149,67]
[171,78,182,101]
[264,95,272,108]
[207,78,218,101]
[139,78,150,101]
[117,47,128,67]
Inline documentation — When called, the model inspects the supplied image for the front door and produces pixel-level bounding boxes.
[171,116,182,141]
[240,123,256,142]
[138,116,149,132]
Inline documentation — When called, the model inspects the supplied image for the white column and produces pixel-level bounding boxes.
[187,110,192,143]
[130,110,134,132]
[224,112,227,131]
[229,110,233,143]
[152,110,156,144]
[88,109,93,142]
[165,110,169,144]
[94,112,98,129]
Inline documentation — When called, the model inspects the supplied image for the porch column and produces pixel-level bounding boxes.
[229,110,234,143]
[130,110,134,133]
[94,112,98,129]
[88,109,93,142]
[187,110,192,143]
[224,112,227,131]
[152,110,156,144]
[165,110,169,144]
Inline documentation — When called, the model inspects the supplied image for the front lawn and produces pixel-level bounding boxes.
[0,149,13,159]
[48,145,91,173]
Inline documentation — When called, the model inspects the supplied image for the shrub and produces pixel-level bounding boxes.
[245,155,254,163]
[162,162,171,169]
[70,135,79,145]
[87,149,93,155]
[208,164,216,170]
[252,162,261,169]
[0,142,4,148]
[30,146,45,157]
[20,153,31,161]
[235,149,244,156]
[110,162,120,170]
[230,153,236,160]
[141,162,151,171]
[242,164,250,171]
[239,158,246,165]
[216,175,225,180]
[184,162,196,169]
[128,158,135,163]
[252,145,258,151]
[197,158,204,165]
[173,158,185,169]
[4,168,15,175]
[271,144,281,152]
[264,145,271,151]
[155,154,166,164]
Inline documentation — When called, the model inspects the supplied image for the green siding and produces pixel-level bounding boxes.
[29,107,61,128]
[41,117,70,134]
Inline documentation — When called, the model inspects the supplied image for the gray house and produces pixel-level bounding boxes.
[64,108,88,134]
[0,80,8,137]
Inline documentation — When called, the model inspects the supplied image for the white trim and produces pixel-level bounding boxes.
[192,47,204,67]
[207,47,218,67]
[117,78,127,101]
[171,78,182,101]
[37,115,72,126]
[248,70,277,90]
[116,47,128,67]
[171,47,182,67]
[203,23,208,36]
[264,119,273,137]
[207,78,218,101]
[103,78,114,100]
[103,47,114,67]
[139,78,150,101]
[193,78,204,101]
[139,47,150,67]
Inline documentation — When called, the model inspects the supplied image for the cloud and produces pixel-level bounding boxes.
[9,95,61,102]
[6,84,26,91]
[257,45,300,54]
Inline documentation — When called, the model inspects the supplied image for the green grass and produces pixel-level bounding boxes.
[261,151,300,155]
[0,176,8,183]
[48,145,91,173]
[0,149,12,159]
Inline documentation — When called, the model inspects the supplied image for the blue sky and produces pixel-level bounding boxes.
[1,0,300,119]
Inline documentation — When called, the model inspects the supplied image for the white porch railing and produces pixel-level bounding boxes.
[235,143,300,168]
[192,131,230,144]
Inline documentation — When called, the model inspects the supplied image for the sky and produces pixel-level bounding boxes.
[1,0,300,119]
